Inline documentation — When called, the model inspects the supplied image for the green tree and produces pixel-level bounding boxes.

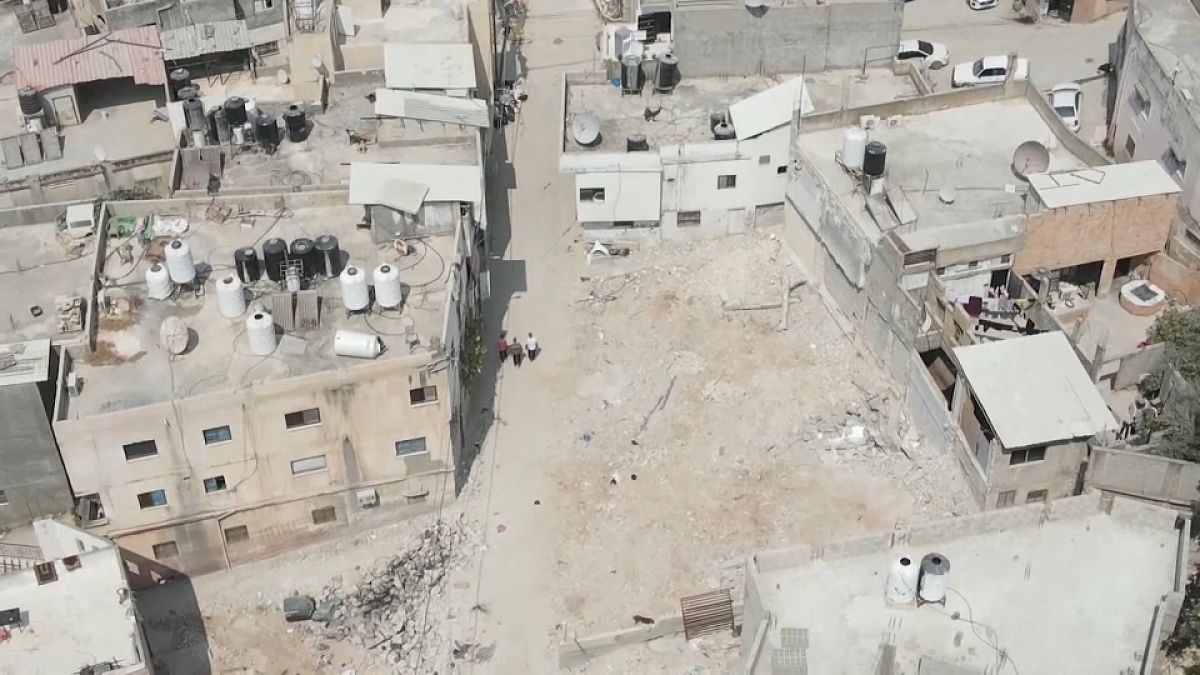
[1146,308,1200,462]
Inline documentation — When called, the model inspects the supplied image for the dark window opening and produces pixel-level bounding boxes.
[410,386,438,405]
[153,541,179,559]
[284,408,321,429]
[123,440,158,461]
[137,490,168,509]
[203,475,228,493]
[996,490,1016,508]
[717,175,737,189]
[396,437,428,456]
[1009,445,1046,465]
[311,506,337,524]
[203,425,233,445]
[224,525,250,544]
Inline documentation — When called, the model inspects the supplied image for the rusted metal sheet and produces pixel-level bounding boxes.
[680,588,735,641]
[13,26,167,91]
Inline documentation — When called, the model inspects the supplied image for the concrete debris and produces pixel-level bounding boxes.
[283,595,316,622]
[452,640,496,662]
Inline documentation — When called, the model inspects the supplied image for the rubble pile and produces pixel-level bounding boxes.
[296,519,467,670]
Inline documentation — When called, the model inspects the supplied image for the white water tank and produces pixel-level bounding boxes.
[216,275,247,318]
[842,127,868,171]
[885,555,920,605]
[340,265,370,311]
[145,263,174,300]
[918,553,951,604]
[165,238,196,284]
[246,311,277,356]
[334,330,383,359]
[374,263,404,309]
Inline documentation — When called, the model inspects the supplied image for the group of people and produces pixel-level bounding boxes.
[497,331,540,367]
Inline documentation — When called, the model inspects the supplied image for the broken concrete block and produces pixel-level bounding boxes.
[284,595,316,622]
[312,600,340,623]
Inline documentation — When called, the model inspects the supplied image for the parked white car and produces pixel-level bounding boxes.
[968,0,998,9]
[951,56,1030,88]
[897,40,950,70]
[1049,82,1083,133]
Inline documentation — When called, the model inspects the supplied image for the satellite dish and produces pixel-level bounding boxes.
[1011,140,1050,181]
[571,113,602,147]
[93,145,107,162]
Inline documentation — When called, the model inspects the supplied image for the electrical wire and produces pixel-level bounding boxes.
[944,587,1020,674]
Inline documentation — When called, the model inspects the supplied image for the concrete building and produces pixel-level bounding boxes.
[1107,0,1200,234]
[48,190,483,580]
[741,492,1188,673]
[950,332,1118,507]
[72,0,285,62]
[0,520,153,674]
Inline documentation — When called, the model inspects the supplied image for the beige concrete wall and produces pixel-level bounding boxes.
[1149,251,1200,304]
[1014,194,1177,276]
[986,439,1086,507]
[1086,446,1200,508]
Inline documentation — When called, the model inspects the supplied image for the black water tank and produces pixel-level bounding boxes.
[620,54,642,94]
[653,52,679,93]
[18,87,41,116]
[255,113,279,151]
[213,107,232,144]
[626,133,649,152]
[176,85,199,102]
[290,238,315,278]
[314,235,342,277]
[864,141,887,177]
[224,97,248,127]
[168,68,192,101]
[182,98,206,131]
[262,238,288,282]
[282,104,307,143]
[234,247,262,283]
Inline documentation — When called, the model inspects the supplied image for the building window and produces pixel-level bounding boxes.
[202,425,233,445]
[224,525,250,544]
[253,0,274,11]
[1026,489,1048,504]
[1130,87,1151,120]
[776,165,787,175]
[1009,445,1046,465]
[396,437,428,456]
[1163,147,1188,181]
[1124,135,1137,158]
[203,475,228,493]
[410,385,438,405]
[579,187,606,203]
[291,455,328,475]
[677,211,701,227]
[758,154,771,165]
[152,541,179,560]
[717,175,737,190]
[255,40,280,57]
[76,494,106,526]
[967,260,979,269]
[137,490,168,510]
[996,490,1016,508]
[311,506,337,525]
[284,408,321,429]
[0,490,7,506]
[123,440,158,461]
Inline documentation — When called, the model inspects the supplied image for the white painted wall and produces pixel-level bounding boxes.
[575,171,662,222]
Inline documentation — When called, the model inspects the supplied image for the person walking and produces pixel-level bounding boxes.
[525,332,540,362]
[496,332,509,363]
[510,337,524,367]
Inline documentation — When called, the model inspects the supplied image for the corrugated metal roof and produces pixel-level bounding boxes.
[161,20,251,61]
[953,332,1117,449]
[14,26,167,91]
[0,339,51,387]
[1028,161,1182,209]
[349,163,429,212]
[373,88,489,127]
[349,163,482,204]
[384,43,476,90]
[728,76,815,140]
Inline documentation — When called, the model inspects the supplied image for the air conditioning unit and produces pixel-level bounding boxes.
[356,489,379,509]
[66,371,81,396]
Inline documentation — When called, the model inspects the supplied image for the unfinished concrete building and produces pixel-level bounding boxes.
[47,190,483,580]
[741,492,1188,673]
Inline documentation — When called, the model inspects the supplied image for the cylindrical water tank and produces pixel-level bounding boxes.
[18,87,41,116]
[145,263,174,300]
[842,127,868,171]
[885,555,920,605]
[713,122,735,140]
[864,140,888,178]
[183,98,206,132]
[918,553,951,604]
[234,246,261,282]
[262,238,288,282]
[334,330,383,359]
[213,107,231,144]
[626,133,649,152]
[283,104,306,142]
[245,311,277,356]
[216,275,247,318]
[290,238,315,278]
[232,124,246,145]
[339,265,370,311]
[374,264,404,309]
[653,52,679,93]
[255,113,279,151]
[620,54,642,94]
[315,234,342,277]
[224,96,248,127]
[165,239,196,284]
[177,85,199,103]
[168,68,192,101]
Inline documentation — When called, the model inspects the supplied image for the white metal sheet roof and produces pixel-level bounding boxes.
[1028,161,1181,209]
[0,339,52,387]
[349,163,482,205]
[348,164,429,212]
[384,43,476,90]
[728,76,815,141]
[953,332,1117,449]
[373,88,489,127]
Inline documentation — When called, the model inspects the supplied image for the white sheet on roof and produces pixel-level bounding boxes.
[373,89,489,127]
[348,164,429,213]
[1028,161,1181,209]
[350,163,482,206]
[384,43,476,90]
[728,76,815,141]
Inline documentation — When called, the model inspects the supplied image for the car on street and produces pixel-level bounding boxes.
[1049,82,1083,133]
[951,55,1030,88]
[968,0,999,9]
[897,40,950,70]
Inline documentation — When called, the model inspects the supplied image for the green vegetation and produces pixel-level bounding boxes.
[1145,308,1200,463]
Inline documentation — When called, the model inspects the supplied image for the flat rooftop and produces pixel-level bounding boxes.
[750,494,1184,674]
[1134,0,1200,118]
[564,68,920,152]
[0,218,100,343]
[203,74,479,192]
[381,0,469,43]
[61,199,455,418]
[0,546,144,674]
[796,98,1090,243]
